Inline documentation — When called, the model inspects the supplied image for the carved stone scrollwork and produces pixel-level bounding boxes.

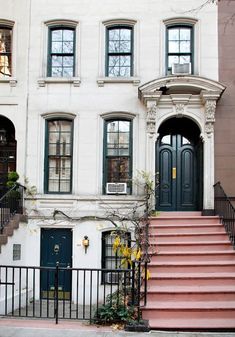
[175,103,184,118]
[146,104,157,135]
[204,99,216,137]
[205,100,216,123]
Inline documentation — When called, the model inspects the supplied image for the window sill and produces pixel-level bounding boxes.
[38,77,81,87]
[0,77,17,87]
[97,76,140,87]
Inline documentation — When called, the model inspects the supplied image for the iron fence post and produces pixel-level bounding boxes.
[55,262,59,324]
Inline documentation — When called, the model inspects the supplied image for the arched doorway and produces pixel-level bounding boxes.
[0,116,16,195]
[156,117,202,211]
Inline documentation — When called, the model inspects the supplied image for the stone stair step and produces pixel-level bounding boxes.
[150,216,220,225]
[145,301,235,310]
[147,317,235,329]
[0,234,8,245]
[153,241,232,252]
[152,251,235,262]
[152,232,228,243]
[150,224,225,234]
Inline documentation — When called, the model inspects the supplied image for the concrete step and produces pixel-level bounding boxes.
[153,241,233,252]
[2,226,14,236]
[151,232,229,243]
[147,272,235,286]
[147,317,235,330]
[145,301,235,310]
[150,223,225,234]
[151,251,235,262]
[150,216,220,225]
[0,234,8,245]
[148,261,235,273]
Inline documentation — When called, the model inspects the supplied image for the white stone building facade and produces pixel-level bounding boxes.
[0,0,225,274]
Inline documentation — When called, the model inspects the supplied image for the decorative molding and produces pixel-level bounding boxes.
[44,19,78,27]
[102,18,137,27]
[41,111,77,120]
[0,19,15,27]
[163,17,198,26]
[146,104,157,135]
[37,77,81,87]
[205,122,214,136]
[97,77,140,87]
[101,111,136,120]
[205,100,216,123]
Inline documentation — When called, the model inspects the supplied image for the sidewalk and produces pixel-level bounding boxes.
[0,319,235,337]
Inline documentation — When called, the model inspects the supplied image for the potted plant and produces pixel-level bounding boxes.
[6,171,21,213]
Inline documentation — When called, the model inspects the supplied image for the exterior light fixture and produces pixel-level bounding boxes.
[82,235,89,253]
[0,129,7,145]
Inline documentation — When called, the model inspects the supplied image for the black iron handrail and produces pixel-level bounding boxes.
[214,181,235,248]
[0,183,24,233]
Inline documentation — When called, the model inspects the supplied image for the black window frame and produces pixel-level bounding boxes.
[47,26,76,77]
[0,26,12,77]
[103,118,133,195]
[166,24,194,75]
[44,118,73,194]
[105,25,133,77]
[101,231,131,284]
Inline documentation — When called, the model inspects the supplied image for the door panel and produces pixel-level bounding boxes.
[157,134,200,211]
[40,228,72,299]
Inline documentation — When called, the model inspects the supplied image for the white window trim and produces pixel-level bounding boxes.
[97,18,140,87]
[0,19,17,86]
[38,19,81,87]
[160,17,199,77]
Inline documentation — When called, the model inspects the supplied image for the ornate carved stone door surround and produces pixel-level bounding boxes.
[138,76,225,213]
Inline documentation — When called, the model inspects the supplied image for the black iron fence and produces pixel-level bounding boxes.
[0,263,147,324]
[0,184,24,233]
[214,181,235,248]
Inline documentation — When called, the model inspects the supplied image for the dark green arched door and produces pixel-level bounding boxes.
[156,119,202,211]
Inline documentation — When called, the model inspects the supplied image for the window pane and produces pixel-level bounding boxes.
[168,41,179,53]
[109,41,119,53]
[63,56,74,67]
[180,28,191,40]
[63,29,74,41]
[63,41,73,53]
[63,67,73,77]
[52,56,62,67]
[180,41,190,53]
[120,55,131,67]
[168,55,179,68]
[168,28,179,41]
[109,55,119,67]
[179,55,190,64]
[119,40,131,53]
[51,67,63,77]
[119,121,130,132]
[108,65,119,77]
[52,30,62,41]
[119,66,130,77]
[51,41,63,53]
[107,121,119,132]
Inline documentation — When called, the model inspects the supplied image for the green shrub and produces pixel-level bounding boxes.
[7,171,19,182]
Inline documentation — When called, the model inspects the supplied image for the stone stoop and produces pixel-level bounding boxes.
[142,212,235,330]
[0,214,24,253]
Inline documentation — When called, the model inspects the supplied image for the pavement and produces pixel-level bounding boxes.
[0,319,235,337]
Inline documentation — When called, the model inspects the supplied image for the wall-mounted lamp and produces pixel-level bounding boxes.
[82,235,89,254]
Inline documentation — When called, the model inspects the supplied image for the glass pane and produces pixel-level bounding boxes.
[180,41,190,53]
[109,29,119,41]
[179,55,190,64]
[48,179,59,192]
[107,121,119,132]
[51,67,63,77]
[180,28,191,40]
[161,135,171,145]
[169,41,179,53]
[63,29,74,41]
[52,56,62,67]
[109,55,119,66]
[119,40,131,52]
[63,41,73,53]
[120,29,131,41]
[120,66,130,76]
[63,67,73,77]
[0,28,12,53]
[168,28,179,41]
[108,66,119,77]
[120,55,131,67]
[107,149,119,156]
[182,136,191,145]
[107,132,118,145]
[119,121,130,132]
[63,56,74,67]
[109,41,119,53]
[49,120,60,132]
[119,148,129,156]
[60,180,70,192]
[51,41,63,53]
[168,55,179,68]
[52,29,62,41]
[60,120,72,131]
[119,133,129,146]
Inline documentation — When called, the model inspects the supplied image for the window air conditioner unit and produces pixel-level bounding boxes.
[172,63,191,75]
[105,272,120,284]
[106,182,127,195]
